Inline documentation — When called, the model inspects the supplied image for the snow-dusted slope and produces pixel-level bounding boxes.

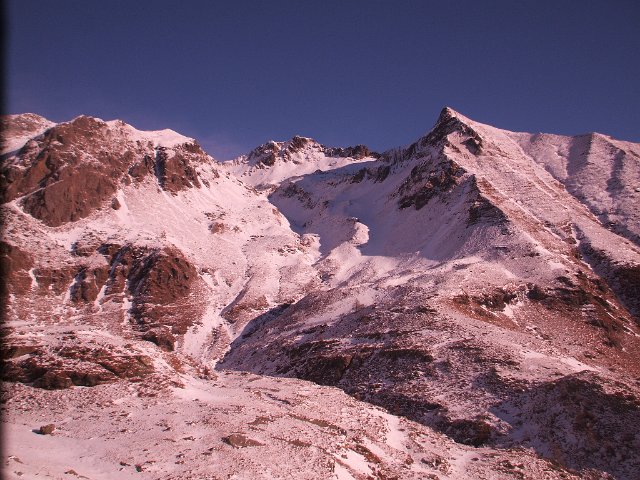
[509,130,640,246]
[3,109,640,480]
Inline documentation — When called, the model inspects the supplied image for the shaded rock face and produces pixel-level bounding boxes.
[325,144,376,160]
[390,107,482,164]
[422,107,484,153]
[222,299,466,440]
[467,179,509,227]
[398,157,465,210]
[104,244,200,335]
[222,433,265,448]
[349,164,391,184]
[495,374,640,479]
[154,147,202,192]
[69,266,110,303]
[395,156,507,229]
[579,241,640,321]
[142,328,176,352]
[220,278,640,476]
[246,141,280,167]
[1,343,154,389]
[288,135,310,152]
[0,241,34,298]
[128,154,155,182]
[278,181,315,209]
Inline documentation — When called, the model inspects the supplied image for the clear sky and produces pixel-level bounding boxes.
[5,0,640,159]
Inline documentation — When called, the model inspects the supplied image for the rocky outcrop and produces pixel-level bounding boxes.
[0,241,34,298]
[69,265,110,303]
[326,144,376,159]
[128,154,155,182]
[1,116,134,226]
[154,147,202,192]
[243,136,379,169]
[141,328,177,352]
[398,157,466,210]
[246,141,279,167]
[1,342,154,389]
[467,180,508,226]
[1,116,212,226]
[33,265,78,296]
[102,244,201,336]
[398,157,465,210]
[422,107,484,152]
[349,164,391,184]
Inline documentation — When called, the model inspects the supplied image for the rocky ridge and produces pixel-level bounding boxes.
[221,135,379,189]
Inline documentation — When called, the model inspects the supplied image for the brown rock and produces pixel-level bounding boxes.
[443,418,494,447]
[33,371,73,389]
[70,266,110,303]
[128,154,155,182]
[0,241,34,296]
[154,148,201,192]
[1,117,137,226]
[2,342,155,389]
[38,424,55,435]
[222,433,264,448]
[34,265,77,296]
[142,328,176,351]
[398,158,465,210]
[124,246,200,334]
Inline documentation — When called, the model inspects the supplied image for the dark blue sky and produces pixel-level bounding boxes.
[5,1,640,159]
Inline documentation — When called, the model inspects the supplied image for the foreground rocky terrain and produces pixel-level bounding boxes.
[1,108,639,479]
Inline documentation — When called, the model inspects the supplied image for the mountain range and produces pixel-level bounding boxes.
[2,107,639,479]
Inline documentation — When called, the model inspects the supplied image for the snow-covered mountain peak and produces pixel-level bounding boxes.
[242,135,322,167]
[0,113,55,155]
[438,105,469,123]
[221,135,378,187]
[105,119,196,149]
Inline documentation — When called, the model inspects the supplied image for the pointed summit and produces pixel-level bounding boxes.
[403,106,484,158]
[438,106,458,122]
[433,106,477,131]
